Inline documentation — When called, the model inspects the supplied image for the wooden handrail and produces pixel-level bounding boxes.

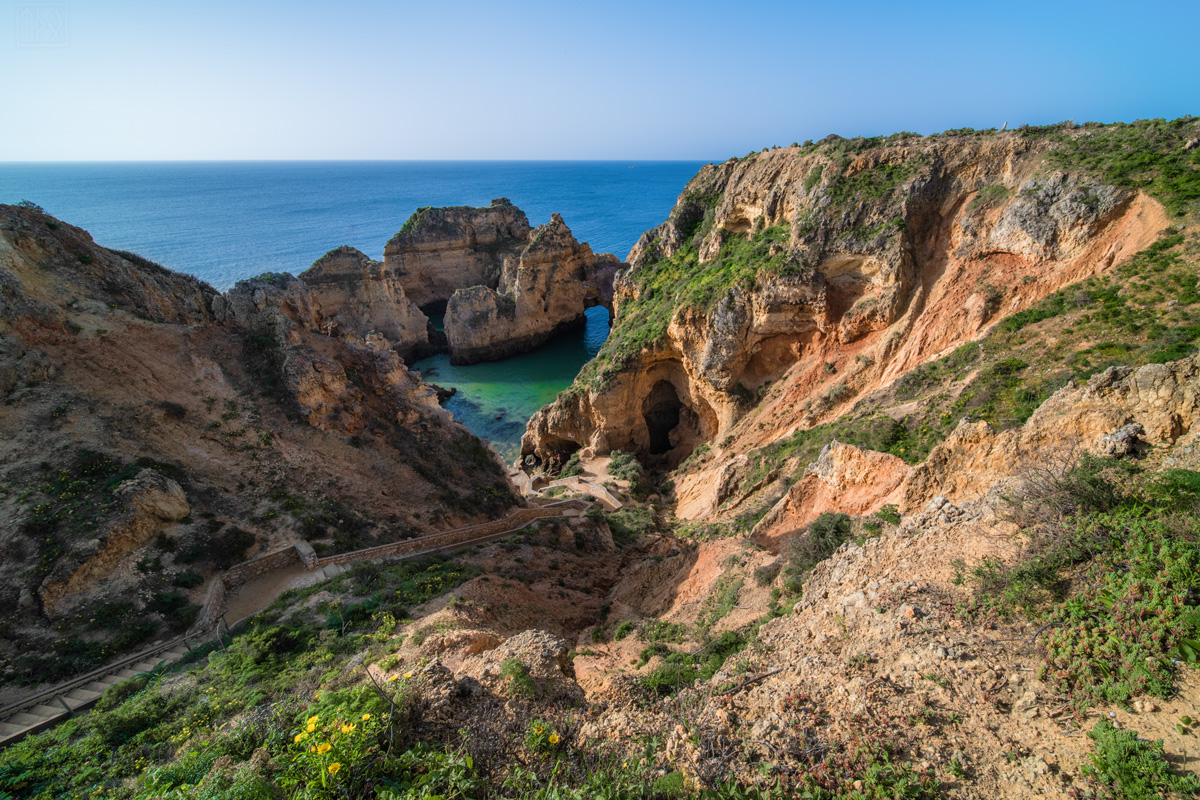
[1,498,592,725]
[0,631,201,721]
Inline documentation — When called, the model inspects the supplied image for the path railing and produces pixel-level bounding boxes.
[1,498,593,745]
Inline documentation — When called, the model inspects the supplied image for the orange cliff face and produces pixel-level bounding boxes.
[522,132,1170,523]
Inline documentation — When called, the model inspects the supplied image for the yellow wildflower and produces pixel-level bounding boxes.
[361,713,371,721]
[403,671,413,679]
[306,715,319,725]
[328,763,341,775]
[306,723,316,733]
[387,675,399,682]
[533,725,543,734]
[341,724,356,734]
[317,743,332,754]
[294,732,308,743]
[549,734,560,745]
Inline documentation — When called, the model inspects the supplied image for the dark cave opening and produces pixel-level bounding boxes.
[643,380,683,456]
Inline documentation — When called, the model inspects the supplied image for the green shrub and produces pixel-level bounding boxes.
[875,504,901,525]
[559,452,583,478]
[1084,720,1200,799]
[653,771,688,797]
[785,512,852,578]
[600,506,656,545]
[612,621,635,641]
[500,658,536,697]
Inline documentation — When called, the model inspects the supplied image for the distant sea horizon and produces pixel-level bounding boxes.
[0,160,705,458]
[0,160,706,290]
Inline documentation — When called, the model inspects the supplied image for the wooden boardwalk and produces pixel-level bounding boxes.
[0,499,589,749]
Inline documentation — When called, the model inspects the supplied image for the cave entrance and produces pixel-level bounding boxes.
[643,380,684,456]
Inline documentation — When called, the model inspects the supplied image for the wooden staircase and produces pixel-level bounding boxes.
[0,498,592,749]
[0,637,198,748]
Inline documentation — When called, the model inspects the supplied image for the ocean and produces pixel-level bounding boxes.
[0,160,704,458]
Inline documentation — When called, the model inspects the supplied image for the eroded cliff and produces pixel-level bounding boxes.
[304,199,619,365]
[0,203,517,688]
[523,127,1173,489]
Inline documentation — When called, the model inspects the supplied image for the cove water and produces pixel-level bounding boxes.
[0,160,703,457]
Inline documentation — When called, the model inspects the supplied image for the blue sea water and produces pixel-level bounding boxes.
[0,161,703,457]
[0,161,702,289]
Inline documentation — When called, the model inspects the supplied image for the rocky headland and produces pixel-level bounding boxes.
[3,118,1200,800]
[300,198,621,365]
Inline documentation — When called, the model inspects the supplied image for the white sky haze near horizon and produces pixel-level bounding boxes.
[2,0,1198,161]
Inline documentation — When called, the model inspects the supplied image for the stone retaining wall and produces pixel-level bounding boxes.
[223,545,304,585]
[187,501,590,634]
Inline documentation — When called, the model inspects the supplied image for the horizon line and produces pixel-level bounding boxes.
[0,158,718,165]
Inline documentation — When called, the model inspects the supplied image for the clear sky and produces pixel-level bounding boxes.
[2,0,1197,161]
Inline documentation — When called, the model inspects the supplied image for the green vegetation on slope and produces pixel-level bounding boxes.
[965,456,1200,709]
[573,224,797,393]
[0,557,475,800]
[1027,117,1200,216]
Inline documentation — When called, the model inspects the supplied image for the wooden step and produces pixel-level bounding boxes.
[8,712,58,726]
[31,704,65,717]
[115,669,139,678]
[60,693,98,711]
[66,688,102,702]
[131,662,160,672]
[0,721,24,737]
[83,681,114,694]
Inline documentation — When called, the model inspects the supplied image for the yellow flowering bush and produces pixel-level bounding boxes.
[279,707,384,799]
[524,718,563,754]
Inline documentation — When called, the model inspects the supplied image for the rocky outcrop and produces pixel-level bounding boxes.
[445,214,618,364]
[524,132,1167,472]
[382,198,532,310]
[0,202,521,682]
[900,355,1200,512]
[296,201,620,366]
[0,208,219,327]
[40,470,190,616]
[750,441,909,542]
[222,273,442,432]
[298,246,429,360]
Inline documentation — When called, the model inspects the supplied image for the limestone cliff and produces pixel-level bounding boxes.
[523,128,1170,477]
[0,203,517,685]
[300,200,620,366]
[382,198,532,310]
[298,245,429,360]
[445,214,619,364]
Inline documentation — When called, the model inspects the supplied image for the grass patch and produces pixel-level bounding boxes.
[964,456,1200,709]
[1084,720,1200,799]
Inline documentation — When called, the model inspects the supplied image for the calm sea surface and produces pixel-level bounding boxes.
[0,161,703,458]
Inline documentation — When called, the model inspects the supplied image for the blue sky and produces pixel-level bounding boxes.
[2,0,1197,160]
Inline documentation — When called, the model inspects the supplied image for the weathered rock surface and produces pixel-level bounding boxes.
[525,132,1167,486]
[445,214,618,364]
[40,470,190,615]
[299,246,429,360]
[301,201,621,366]
[0,202,519,683]
[751,441,909,542]
[382,198,532,310]
[900,356,1200,512]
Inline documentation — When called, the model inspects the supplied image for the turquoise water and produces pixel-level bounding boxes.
[413,306,610,462]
